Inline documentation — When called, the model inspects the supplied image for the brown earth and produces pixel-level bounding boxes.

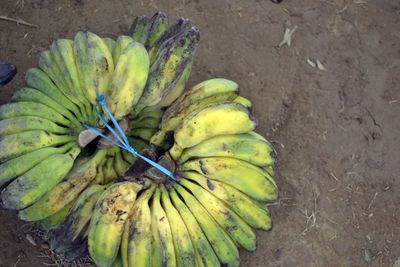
[0,0,399,266]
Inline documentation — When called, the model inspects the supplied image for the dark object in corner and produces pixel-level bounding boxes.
[0,62,17,85]
[271,0,283,3]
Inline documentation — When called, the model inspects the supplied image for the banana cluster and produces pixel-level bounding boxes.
[0,11,277,267]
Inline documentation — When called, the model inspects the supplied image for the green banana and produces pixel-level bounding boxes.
[50,39,94,121]
[129,117,160,130]
[150,92,238,146]
[0,116,69,137]
[11,87,82,129]
[150,187,176,267]
[88,181,142,267]
[178,132,275,166]
[169,187,220,267]
[0,142,74,187]
[50,184,108,259]
[25,68,84,121]
[38,200,74,230]
[128,128,156,141]
[180,157,278,202]
[160,185,196,267]
[169,101,256,159]
[1,146,81,210]
[74,31,114,104]
[19,149,107,221]
[0,130,75,162]
[128,16,149,44]
[122,185,155,267]
[174,183,240,267]
[132,106,163,120]
[121,149,136,165]
[102,157,119,184]
[134,27,200,114]
[144,12,168,49]
[180,171,272,230]
[179,178,256,251]
[114,148,130,177]
[107,42,149,119]
[0,101,72,126]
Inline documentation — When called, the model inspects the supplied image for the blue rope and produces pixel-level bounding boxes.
[84,94,176,180]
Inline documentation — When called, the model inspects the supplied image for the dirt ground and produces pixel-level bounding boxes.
[0,0,399,266]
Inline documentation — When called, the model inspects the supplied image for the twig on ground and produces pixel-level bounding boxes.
[0,15,38,28]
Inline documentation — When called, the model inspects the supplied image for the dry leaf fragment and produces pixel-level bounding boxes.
[307,58,316,68]
[279,25,298,47]
[316,59,327,71]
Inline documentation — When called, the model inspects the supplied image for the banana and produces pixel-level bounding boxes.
[169,187,220,267]
[148,18,192,63]
[180,157,278,202]
[0,101,72,126]
[178,132,275,166]
[180,171,272,230]
[74,31,114,104]
[0,116,69,137]
[11,87,82,129]
[160,185,196,267]
[50,184,107,258]
[1,146,81,210]
[114,148,130,177]
[169,102,256,159]
[233,95,252,108]
[132,106,163,120]
[0,130,75,162]
[104,37,116,54]
[102,157,119,184]
[264,166,274,177]
[128,137,148,152]
[0,142,74,187]
[128,128,156,141]
[107,42,149,119]
[134,27,200,114]
[25,68,84,121]
[38,200,74,230]
[179,178,256,251]
[112,36,135,64]
[150,187,176,267]
[173,183,239,267]
[121,149,136,165]
[88,181,142,267]
[50,39,94,121]
[122,185,155,267]
[128,16,149,44]
[144,12,168,49]
[94,158,107,185]
[19,149,107,221]
[150,92,238,146]
[129,117,160,130]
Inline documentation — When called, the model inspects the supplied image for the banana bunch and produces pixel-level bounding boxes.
[0,11,278,267]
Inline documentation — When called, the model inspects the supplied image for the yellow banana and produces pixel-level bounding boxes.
[122,185,155,267]
[180,157,277,202]
[112,36,135,64]
[233,95,252,108]
[180,171,272,230]
[160,185,196,267]
[88,181,142,267]
[38,200,74,231]
[107,42,149,119]
[103,37,116,54]
[144,12,168,49]
[169,102,256,159]
[179,178,256,251]
[178,132,275,166]
[173,183,239,267]
[150,187,176,267]
[169,187,220,267]
[74,31,114,104]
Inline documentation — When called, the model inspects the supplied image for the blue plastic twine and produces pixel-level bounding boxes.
[83,93,176,180]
